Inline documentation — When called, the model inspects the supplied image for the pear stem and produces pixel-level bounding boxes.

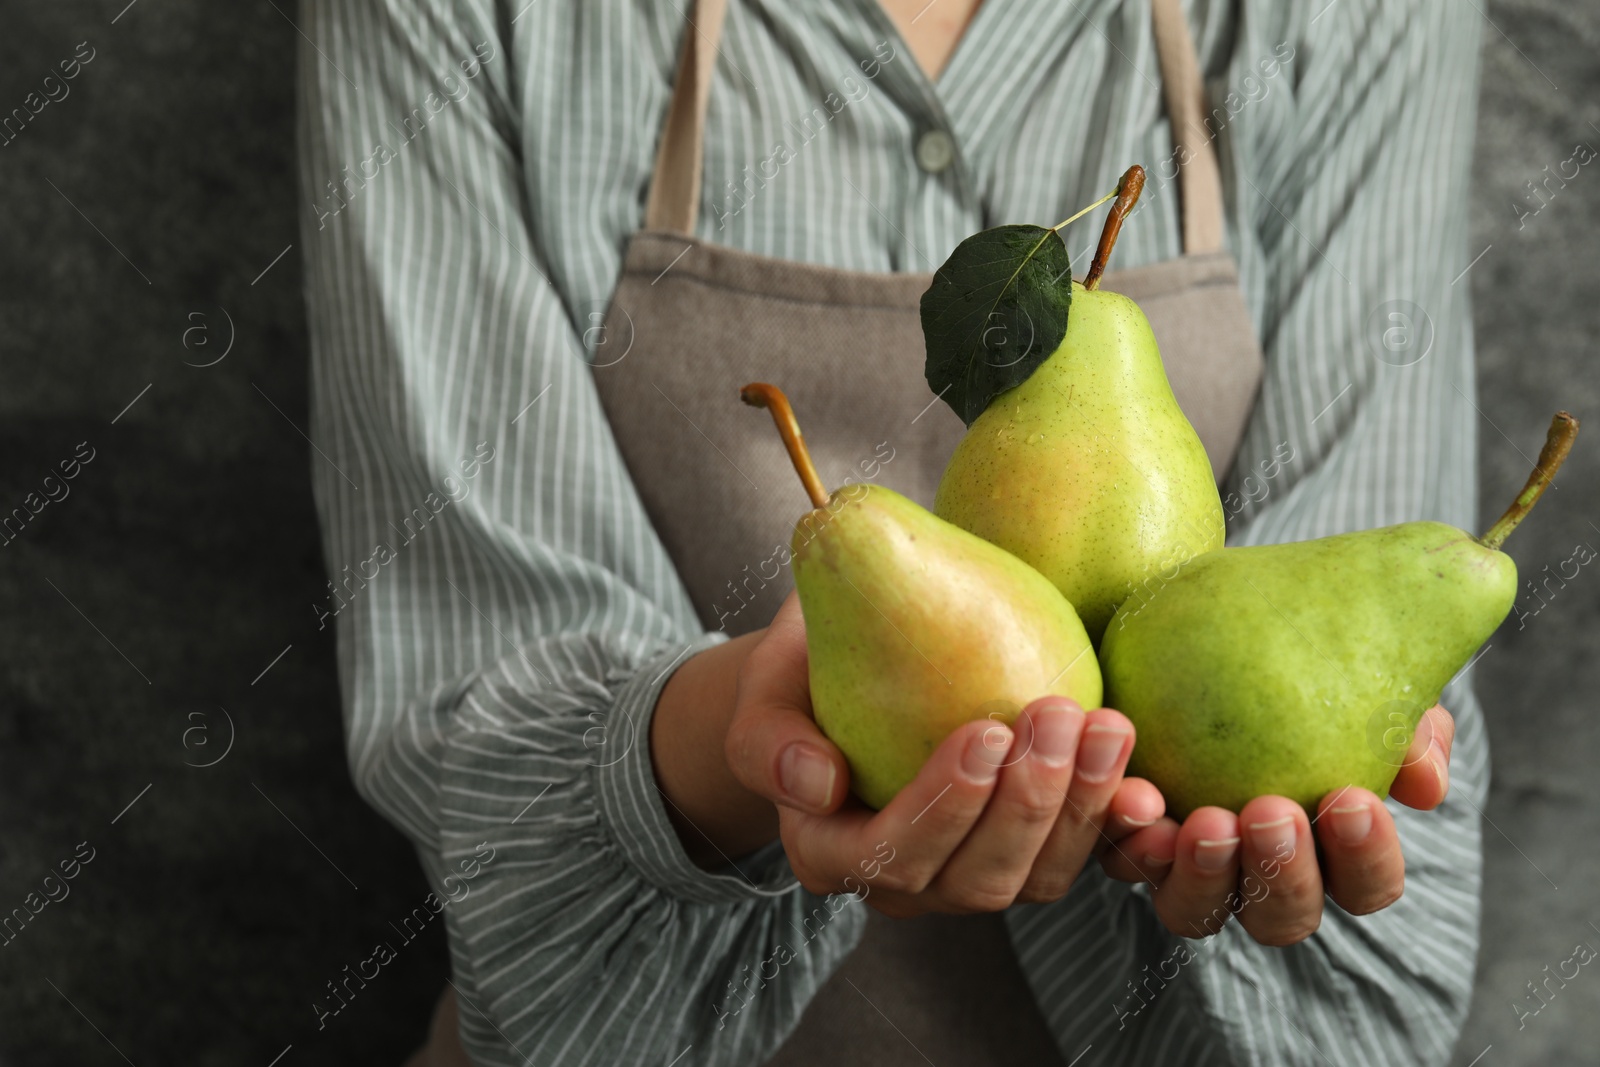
[1048,188,1120,233]
[1083,165,1146,291]
[1479,411,1580,551]
[740,382,830,509]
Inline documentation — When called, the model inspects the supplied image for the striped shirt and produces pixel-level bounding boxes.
[296,1,1486,1064]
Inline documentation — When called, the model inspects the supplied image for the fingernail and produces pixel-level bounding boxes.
[1412,713,1435,754]
[1430,737,1450,780]
[1194,836,1240,871]
[779,743,835,810]
[1120,816,1158,828]
[1142,852,1174,868]
[1247,815,1297,858]
[1328,803,1372,845]
[964,725,1010,783]
[1431,755,1450,801]
[1074,723,1130,782]
[1032,708,1084,767]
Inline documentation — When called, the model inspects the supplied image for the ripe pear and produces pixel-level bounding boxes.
[743,383,1101,810]
[934,168,1223,642]
[1099,413,1578,816]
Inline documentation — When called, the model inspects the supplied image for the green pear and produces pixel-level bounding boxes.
[934,172,1223,642]
[1099,413,1578,816]
[743,383,1101,810]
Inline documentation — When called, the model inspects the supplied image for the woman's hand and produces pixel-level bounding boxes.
[1098,705,1456,946]
[724,593,1165,917]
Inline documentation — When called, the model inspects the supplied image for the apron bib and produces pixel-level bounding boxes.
[593,2,1263,1064]
[410,0,1264,1063]
[594,0,1262,642]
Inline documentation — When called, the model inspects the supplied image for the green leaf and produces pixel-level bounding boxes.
[920,224,1073,426]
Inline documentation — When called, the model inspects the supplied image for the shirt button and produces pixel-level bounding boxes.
[914,129,956,174]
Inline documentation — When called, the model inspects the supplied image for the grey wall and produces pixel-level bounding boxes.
[0,2,1593,1065]
[0,4,445,1066]
[1457,2,1600,1062]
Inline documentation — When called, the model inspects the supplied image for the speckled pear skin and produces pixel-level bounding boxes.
[1099,522,1518,816]
[934,282,1225,643]
[794,484,1102,810]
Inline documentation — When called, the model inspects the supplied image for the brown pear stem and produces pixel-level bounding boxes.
[1479,411,1580,550]
[740,382,829,509]
[1083,165,1146,291]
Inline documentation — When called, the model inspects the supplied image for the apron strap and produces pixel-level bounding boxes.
[1150,0,1226,255]
[644,0,730,233]
[646,0,1226,253]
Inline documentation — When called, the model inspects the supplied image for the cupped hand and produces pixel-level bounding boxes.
[726,592,1165,917]
[1098,704,1456,946]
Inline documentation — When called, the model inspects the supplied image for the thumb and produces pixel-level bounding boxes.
[725,591,850,814]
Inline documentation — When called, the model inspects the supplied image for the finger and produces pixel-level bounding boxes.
[1233,797,1323,947]
[723,686,847,815]
[1018,708,1136,902]
[722,594,850,814]
[934,699,1084,910]
[1092,778,1169,884]
[1388,704,1452,811]
[1150,807,1242,940]
[1314,787,1405,915]
[784,718,1011,900]
[1428,703,1456,760]
[1102,777,1167,845]
[1098,818,1179,885]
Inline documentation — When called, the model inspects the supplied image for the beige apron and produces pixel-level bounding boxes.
[592,0,1261,641]
[406,0,1263,1063]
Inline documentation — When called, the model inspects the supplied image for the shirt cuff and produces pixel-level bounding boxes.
[592,633,800,904]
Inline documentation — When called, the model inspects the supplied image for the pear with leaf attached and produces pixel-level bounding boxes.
[1099,413,1579,816]
[742,383,1101,810]
[930,166,1224,642]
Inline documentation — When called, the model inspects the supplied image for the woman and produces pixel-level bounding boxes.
[298,1,1484,1064]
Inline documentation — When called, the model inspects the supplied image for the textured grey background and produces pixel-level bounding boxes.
[0,2,1594,1065]
[1456,3,1600,1062]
